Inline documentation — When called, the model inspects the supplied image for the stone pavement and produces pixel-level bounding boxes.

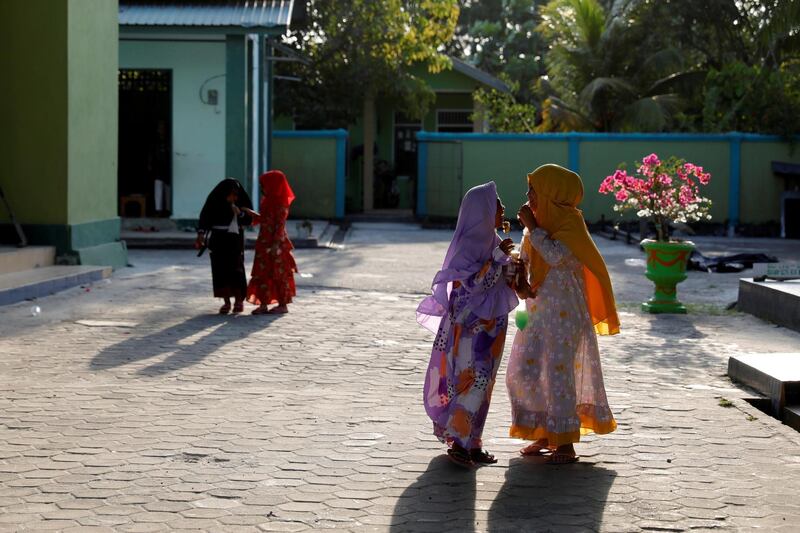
[2,225,800,532]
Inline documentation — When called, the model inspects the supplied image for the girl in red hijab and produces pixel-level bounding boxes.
[246,170,298,314]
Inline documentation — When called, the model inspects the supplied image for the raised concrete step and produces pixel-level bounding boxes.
[0,265,111,306]
[784,405,800,432]
[728,353,800,423]
[121,220,330,250]
[0,246,55,275]
[738,278,800,332]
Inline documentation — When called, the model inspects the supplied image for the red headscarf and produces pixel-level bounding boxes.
[259,170,296,208]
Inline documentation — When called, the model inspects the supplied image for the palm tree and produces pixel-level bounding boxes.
[535,0,702,132]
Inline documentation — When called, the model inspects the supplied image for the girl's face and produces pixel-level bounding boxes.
[527,186,538,211]
[227,191,239,204]
[495,197,505,229]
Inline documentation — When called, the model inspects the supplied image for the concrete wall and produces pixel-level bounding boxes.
[272,131,346,219]
[0,0,70,225]
[418,132,798,226]
[119,39,227,220]
[68,0,119,225]
[0,0,125,265]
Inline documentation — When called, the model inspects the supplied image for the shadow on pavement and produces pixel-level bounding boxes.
[487,457,617,532]
[90,313,279,376]
[390,455,477,532]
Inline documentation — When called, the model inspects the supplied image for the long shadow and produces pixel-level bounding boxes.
[487,457,617,532]
[390,455,477,533]
[90,313,280,376]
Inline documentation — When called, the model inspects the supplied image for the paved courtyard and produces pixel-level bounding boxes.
[1,224,800,532]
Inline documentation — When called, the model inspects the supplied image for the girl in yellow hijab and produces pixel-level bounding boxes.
[506,164,618,464]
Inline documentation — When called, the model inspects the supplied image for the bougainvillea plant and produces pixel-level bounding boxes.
[599,153,712,242]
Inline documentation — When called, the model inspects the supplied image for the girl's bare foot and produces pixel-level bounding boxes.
[269,304,289,314]
[520,438,551,456]
[547,444,578,464]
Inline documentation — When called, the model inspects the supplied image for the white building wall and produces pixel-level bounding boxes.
[119,39,226,220]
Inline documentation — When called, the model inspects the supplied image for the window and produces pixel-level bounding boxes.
[437,109,473,133]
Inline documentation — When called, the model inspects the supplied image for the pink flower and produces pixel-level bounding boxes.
[642,153,661,167]
[615,190,629,202]
[698,172,711,185]
[599,176,615,194]
[657,174,672,186]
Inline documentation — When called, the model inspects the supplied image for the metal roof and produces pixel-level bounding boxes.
[119,1,294,30]
[450,57,510,94]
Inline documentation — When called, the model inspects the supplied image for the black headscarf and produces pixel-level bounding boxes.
[198,178,253,231]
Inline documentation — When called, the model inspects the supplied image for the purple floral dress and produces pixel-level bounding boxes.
[424,258,510,449]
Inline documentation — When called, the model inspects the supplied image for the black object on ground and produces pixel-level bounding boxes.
[688,251,778,273]
[0,184,28,247]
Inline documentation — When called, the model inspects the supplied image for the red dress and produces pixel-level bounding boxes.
[246,204,298,306]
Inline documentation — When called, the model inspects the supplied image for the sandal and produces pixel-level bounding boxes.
[520,440,552,457]
[546,452,579,465]
[470,449,497,464]
[232,302,244,314]
[219,303,231,315]
[446,446,474,468]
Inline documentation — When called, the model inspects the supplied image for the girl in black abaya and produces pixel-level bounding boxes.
[196,178,254,314]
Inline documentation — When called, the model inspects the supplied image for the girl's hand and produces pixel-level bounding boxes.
[499,238,514,255]
[231,204,241,216]
[194,233,205,250]
[241,207,259,218]
[517,204,537,231]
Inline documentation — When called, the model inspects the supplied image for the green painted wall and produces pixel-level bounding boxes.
[68,0,119,225]
[740,143,800,223]
[120,39,228,220]
[272,136,338,219]
[409,63,481,93]
[580,141,730,222]
[0,1,69,225]
[0,0,124,264]
[428,139,740,222]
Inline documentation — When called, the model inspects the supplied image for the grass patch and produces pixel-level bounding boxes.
[718,398,734,408]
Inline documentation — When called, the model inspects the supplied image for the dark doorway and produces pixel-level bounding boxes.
[118,69,172,218]
[393,112,421,211]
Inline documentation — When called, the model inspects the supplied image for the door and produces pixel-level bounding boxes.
[118,69,172,218]
[393,114,421,210]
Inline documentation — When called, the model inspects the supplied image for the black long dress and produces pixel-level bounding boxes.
[198,179,253,300]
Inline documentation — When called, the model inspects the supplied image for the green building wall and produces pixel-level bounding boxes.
[0,0,126,266]
[418,133,798,228]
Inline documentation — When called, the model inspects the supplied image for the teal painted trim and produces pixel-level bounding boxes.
[70,218,122,250]
[0,218,121,256]
[265,36,274,172]
[417,141,428,217]
[568,135,580,173]
[274,130,349,138]
[225,35,247,185]
[416,131,793,142]
[335,135,346,219]
[728,134,742,228]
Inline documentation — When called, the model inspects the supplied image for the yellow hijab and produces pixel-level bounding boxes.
[522,164,620,336]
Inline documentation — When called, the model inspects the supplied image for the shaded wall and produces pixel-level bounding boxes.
[418,132,800,226]
[273,131,347,219]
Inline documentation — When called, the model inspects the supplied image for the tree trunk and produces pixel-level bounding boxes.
[362,94,376,212]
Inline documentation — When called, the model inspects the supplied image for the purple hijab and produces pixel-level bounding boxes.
[416,181,519,333]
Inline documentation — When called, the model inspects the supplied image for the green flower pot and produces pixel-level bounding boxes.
[641,239,695,314]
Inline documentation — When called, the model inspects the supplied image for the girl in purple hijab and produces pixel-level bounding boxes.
[418,181,519,467]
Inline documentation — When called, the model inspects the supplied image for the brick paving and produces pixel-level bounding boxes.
[1,236,800,532]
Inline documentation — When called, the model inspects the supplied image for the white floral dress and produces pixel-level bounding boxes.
[506,228,616,446]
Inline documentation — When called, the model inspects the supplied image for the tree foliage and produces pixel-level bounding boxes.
[276,0,458,129]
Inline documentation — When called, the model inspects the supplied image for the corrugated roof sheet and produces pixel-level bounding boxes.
[119,1,293,29]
